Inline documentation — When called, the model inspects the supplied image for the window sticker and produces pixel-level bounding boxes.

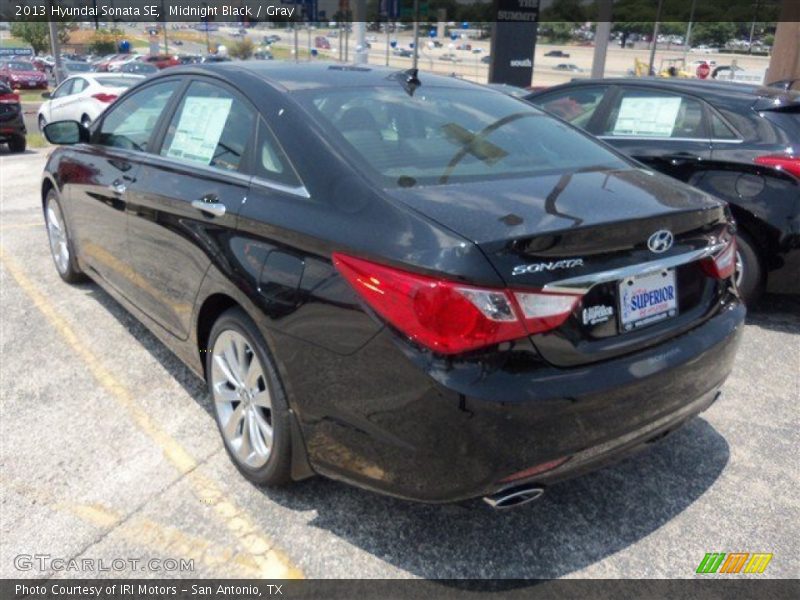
[166,96,233,165]
[612,96,682,137]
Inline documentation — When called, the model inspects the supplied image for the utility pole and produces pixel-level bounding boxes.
[684,0,697,61]
[48,2,65,85]
[647,0,664,76]
[162,1,168,55]
[412,0,419,70]
[591,0,613,78]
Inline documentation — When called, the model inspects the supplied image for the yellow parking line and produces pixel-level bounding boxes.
[0,222,41,231]
[0,248,303,579]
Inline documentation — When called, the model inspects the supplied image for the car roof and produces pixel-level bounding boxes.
[165,61,485,93]
[541,77,774,99]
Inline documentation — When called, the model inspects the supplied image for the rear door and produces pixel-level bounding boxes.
[125,78,253,339]
[596,87,713,175]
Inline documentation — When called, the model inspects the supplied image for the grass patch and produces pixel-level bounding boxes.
[26,132,50,148]
[17,90,50,103]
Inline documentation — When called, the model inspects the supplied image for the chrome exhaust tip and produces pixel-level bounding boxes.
[483,485,545,510]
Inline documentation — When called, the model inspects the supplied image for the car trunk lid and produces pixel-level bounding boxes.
[386,167,733,366]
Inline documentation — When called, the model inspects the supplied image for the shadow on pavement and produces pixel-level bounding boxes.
[80,278,737,578]
[745,293,800,335]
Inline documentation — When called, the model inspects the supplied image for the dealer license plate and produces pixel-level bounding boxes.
[618,269,678,331]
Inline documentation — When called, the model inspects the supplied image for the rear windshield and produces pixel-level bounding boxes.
[6,62,31,71]
[297,86,628,187]
[95,76,139,88]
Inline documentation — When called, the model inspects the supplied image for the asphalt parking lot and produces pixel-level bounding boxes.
[0,148,798,580]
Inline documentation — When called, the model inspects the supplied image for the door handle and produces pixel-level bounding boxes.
[191,198,226,217]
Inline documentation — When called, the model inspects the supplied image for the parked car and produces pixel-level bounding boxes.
[481,55,492,64]
[62,61,97,75]
[554,63,582,72]
[440,53,461,62]
[0,60,48,89]
[393,48,413,58]
[107,54,142,72]
[526,79,800,304]
[120,62,158,76]
[143,54,181,69]
[178,54,204,65]
[0,81,25,152]
[94,53,129,72]
[545,50,570,58]
[315,36,331,50]
[40,64,743,507]
[253,50,274,61]
[201,55,232,63]
[37,73,143,130]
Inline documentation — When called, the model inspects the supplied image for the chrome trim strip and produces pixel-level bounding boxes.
[542,244,726,294]
[251,176,311,199]
[597,135,744,144]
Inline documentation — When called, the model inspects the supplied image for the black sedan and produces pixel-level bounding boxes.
[0,81,26,152]
[41,63,744,507]
[526,79,800,305]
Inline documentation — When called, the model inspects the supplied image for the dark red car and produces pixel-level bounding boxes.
[143,54,180,69]
[0,60,48,90]
[0,81,26,152]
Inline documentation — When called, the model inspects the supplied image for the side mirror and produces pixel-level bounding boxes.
[41,91,51,99]
[43,121,90,145]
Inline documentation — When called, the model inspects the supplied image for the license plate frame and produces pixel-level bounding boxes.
[618,268,678,332]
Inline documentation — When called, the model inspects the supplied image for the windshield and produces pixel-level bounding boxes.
[298,86,628,187]
[7,62,32,71]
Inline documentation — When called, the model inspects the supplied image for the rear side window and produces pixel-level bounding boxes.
[710,112,738,139]
[95,77,139,88]
[97,80,179,152]
[532,86,609,129]
[161,81,254,172]
[603,90,707,139]
[253,118,300,186]
[71,78,88,94]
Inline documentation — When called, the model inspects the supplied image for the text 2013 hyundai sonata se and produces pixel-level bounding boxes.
[41,63,744,508]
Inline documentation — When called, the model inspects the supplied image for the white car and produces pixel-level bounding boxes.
[107,54,142,72]
[37,73,143,130]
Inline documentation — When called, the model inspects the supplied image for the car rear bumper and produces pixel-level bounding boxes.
[294,301,745,503]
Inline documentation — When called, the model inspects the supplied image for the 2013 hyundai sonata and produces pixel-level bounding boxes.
[41,63,744,509]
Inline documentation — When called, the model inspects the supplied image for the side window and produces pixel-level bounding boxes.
[254,118,301,186]
[97,80,179,152]
[71,78,88,95]
[710,112,738,140]
[603,90,707,139]
[533,86,609,129]
[161,81,254,172]
[52,79,74,99]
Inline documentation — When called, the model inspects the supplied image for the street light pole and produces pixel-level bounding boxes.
[412,0,419,70]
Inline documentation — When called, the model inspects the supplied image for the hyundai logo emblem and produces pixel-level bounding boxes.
[648,230,674,253]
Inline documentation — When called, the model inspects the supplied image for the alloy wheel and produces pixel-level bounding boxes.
[735,250,744,289]
[211,330,273,468]
[46,198,70,275]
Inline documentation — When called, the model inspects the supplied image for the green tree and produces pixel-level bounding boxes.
[89,30,117,56]
[229,38,255,60]
[691,22,737,47]
[9,22,49,54]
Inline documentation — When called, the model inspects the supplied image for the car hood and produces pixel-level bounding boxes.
[384,167,723,245]
[8,69,43,78]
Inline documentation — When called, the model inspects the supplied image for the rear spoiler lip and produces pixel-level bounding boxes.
[753,92,800,112]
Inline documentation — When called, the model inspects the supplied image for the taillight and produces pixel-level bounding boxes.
[0,93,19,104]
[92,93,118,103]
[333,253,582,354]
[755,154,800,178]
[700,237,737,280]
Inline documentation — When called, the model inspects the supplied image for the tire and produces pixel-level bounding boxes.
[44,189,86,283]
[7,135,26,153]
[38,115,46,133]
[206,307,293,486]
[735,231,764,307]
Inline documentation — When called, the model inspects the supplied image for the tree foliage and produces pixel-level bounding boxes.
[9,22,49,54]
[229,38,255,60]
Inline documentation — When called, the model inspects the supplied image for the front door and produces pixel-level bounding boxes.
[125,78,254,339]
